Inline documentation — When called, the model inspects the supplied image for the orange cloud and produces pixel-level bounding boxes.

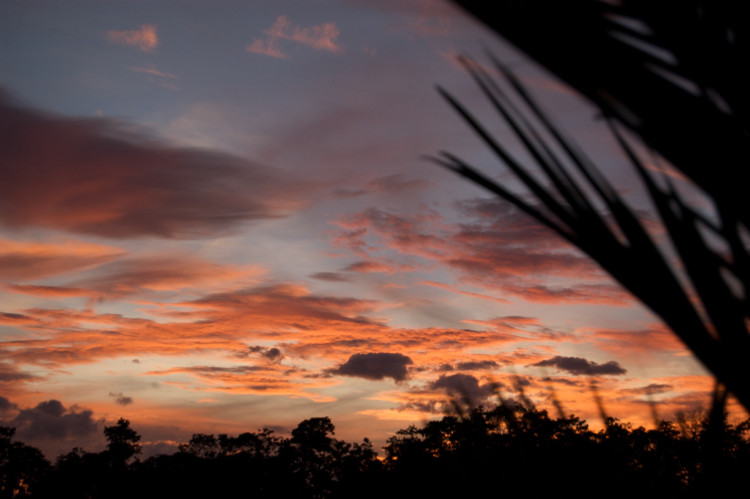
[145,364,338,402]
[107,24,158,52]
[265,15,342,52]
[247,15,342,58]
[0,238,124,281]
[587,324,688,357]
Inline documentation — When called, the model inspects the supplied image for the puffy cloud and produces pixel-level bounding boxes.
[430,373,496,404]
[6,399,99,441]
[331,352,413,382]
[248,346,284,363]
[247,15,342,58]
[106,24,158,52]
[109,392,134,406]
[0,94,303,239]
[0,395,17,413]
[532,356,627,376]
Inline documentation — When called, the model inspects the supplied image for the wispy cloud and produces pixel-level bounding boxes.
[247,15,342,58]
[246,37,288,59]
[107,24,158,52]
[127,64,179,89]
[126,65,176,79]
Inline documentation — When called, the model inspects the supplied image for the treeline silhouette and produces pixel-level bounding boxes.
[2,402,749,498]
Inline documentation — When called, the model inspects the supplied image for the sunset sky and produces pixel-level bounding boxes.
[0,0,722,458]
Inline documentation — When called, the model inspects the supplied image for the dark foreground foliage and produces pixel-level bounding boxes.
[2,405,749,498]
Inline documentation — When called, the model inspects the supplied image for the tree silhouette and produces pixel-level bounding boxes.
[435,0,750,410]
[0,427,50,498]
[2,410,748,497]
[104,418,141,466]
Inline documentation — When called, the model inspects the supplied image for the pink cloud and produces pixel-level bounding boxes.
[126,65,176,79]
[0,93,305,239]
[246,37,287,59]
[332,200,623,306]
[107,24,158,52]
[344,260,400,274]
[127,65,179,89]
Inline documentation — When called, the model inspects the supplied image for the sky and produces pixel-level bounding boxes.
[0,0,728,458]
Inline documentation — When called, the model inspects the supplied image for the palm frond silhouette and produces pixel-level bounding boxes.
[435,0,750,410]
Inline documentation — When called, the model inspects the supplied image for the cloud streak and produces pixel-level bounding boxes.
[0,239,124,281]
[0,93,304,239]
[533,356,627,376]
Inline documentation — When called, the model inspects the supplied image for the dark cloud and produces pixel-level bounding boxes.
[331,352,413,382]
[399,400,440,414]
[430,373,497,404]
[6,399,99,441]
[541,376,581,387]
[308,272,351,282]
[455,360,499,371]
[108,392,134,406]
[0,92,302,239]
[622,383,673,395]
[0,396,18,412]
[0,363,36,382]
[532,356,627,376]
[248,346,284,362]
